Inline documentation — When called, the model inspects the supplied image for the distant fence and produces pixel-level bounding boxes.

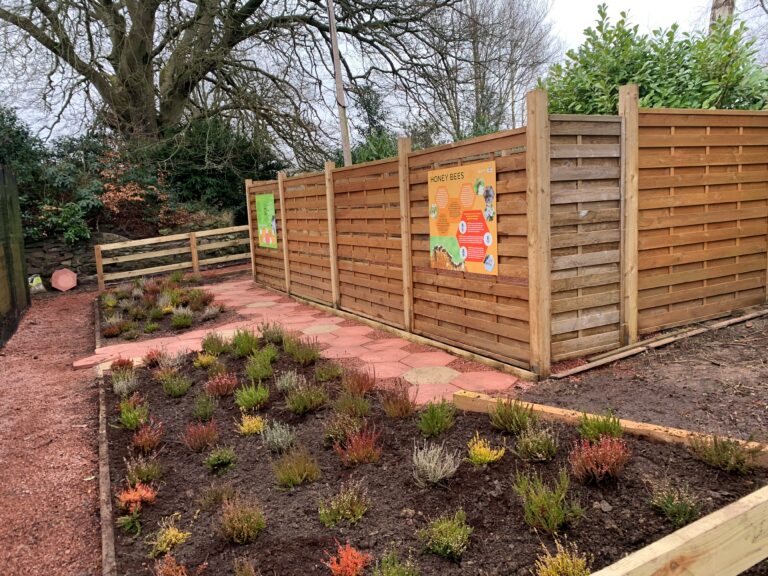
[0,166,30,345]
[246,87,768,378]
[95,225,251,290]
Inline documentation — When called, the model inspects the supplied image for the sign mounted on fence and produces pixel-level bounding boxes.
[255,193,278,249]
[428,160,498,276]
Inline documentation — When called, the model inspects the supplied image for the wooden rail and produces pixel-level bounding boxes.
[94,225,250,290]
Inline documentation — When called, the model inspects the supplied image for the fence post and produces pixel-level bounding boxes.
[324,162,340,308]
[94,245,105,291]
[619,84,640,345]
[244,179,257,281]
[398,137,414,332]
[526,89,552,378]
[189,232,199,273]
[277,171,291,294]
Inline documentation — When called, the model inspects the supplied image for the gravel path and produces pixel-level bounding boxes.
[0,290,101,576]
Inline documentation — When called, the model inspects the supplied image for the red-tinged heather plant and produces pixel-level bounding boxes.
[183,421,220,452]
[103,324,123,338]
[334,427,382,467]
[569,436,631,484]
[111,357,134,371]
[153,554,208,576]
[117,392,144,411]
[143,348,165,368]
[204,372,239,397]
[341,369,377,397]
[117,482,157,512]
[378,378,417,418]
[322,541,372,576]
[133,419,164,453]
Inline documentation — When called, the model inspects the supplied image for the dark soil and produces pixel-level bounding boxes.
[524,316,768,442]
[107,347,768,576]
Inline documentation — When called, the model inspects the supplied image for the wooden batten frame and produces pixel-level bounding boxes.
[398,137,414,332]
[277,171,291,294]
[188,232,199,273]
[619,84,640,345]
[244,179,257,280]
[95,245,105,291]
[526,89,552,377]
[324,161,340,307]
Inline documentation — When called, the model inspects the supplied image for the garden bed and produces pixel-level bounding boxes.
[105,328,768,576]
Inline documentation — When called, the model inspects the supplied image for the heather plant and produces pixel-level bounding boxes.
[283,333,321,365]
[193,352,217,369]
[418,401,455,437]
[342,368,376,396]
[578,412,622,442]
[170,309,194,330]
[534,541,591,576]
[513,469,583,534]
[112,368,139,397]
[202,332,229,356]
[569,437,631,483]
[125,454,162,486]
[490,398,536,435]
[102,324,123,338]
[111,357,134,371]
[231,329,260,358]
[153,554,208,576]
[183,421,220,452]
[379,378,417,418]
[262,420,296,453]
[334,390,371,418]
[318,480,370,528]
[334,427,382,466]
[207,360,227,378]
[118,395,149,430]
[201,305,223,320]
[148,308,165,321]
[466,432,505,466]
[161,372,192,398]
[220,497,266,544]
[204,372,239,396]
[105,310,125,327]
[122,329,139,340]
[412,441,462,487]
[323,413,363,448]
[199,482,237,510]
[117,482,157,512]
[418,509,473,561]
[143,348,165,368]
[286,383,328,415]
[650,481,700,528]
[259,343,279,364]
[101,293,118,308]
[193,392,217,422]
[237,414,265,436]
[245,354,273,383]
[258,321,285,345]
[204,446,237,475]
[233,557,257,576]
[149,514,191,557]
[514,425,559,462]
[273,447,321,488]
[689,434,760,474]
[235,383,270,411]
[373,550,420,576]
[323,542,372,576]
[315,362,343,382]
[144,322,160,334]
[133,419,164,453]
[275,369,306,394]
[158,350,187,371]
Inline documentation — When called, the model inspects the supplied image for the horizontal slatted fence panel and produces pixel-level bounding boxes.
[283,172,333,304]
[333,158,405,328]
[408,129,531,367]
[247,180,285,291]
[638,109,768,333]
[549,115,623,360]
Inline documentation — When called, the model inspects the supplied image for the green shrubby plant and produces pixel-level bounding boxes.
[513,469,583,534]
[418,401,455,437]
[418,509,472,561]
[490,398,536,435]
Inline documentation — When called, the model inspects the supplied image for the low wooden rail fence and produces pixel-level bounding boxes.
[95,225,250,290]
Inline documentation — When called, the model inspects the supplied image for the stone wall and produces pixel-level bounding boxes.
[25,232,127,285]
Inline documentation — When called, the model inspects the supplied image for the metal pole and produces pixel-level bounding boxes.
[326,0,352,166]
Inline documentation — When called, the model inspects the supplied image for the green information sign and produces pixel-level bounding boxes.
[255,193,278,249]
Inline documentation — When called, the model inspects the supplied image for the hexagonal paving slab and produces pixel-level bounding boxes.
[359,361,411,379]
[245,301,278,308]
[412,382,460,405]
[358,348,410,364]
[451,371,518,393]
[402,366,460,386]
[321,345,371,359]
[302,324,340,335]
[366,338,410,350]
[401,351,456,368]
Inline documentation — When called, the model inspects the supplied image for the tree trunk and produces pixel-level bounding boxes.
[710,0,735,29]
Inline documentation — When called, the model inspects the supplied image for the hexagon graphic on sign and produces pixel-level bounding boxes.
[456,210,496,273]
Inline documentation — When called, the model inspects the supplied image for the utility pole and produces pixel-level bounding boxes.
[326,0,352,166]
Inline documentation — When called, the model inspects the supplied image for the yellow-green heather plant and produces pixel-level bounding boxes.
[533,541,591,576]
[238,413,265,436]
[466,432,505,466]
[148,514,191,557]
[193,352,218,369]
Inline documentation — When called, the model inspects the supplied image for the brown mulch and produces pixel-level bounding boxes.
[0,291,101,576]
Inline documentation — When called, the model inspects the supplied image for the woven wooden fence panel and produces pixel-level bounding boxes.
[0,166,29,345]
[247,179,285,291]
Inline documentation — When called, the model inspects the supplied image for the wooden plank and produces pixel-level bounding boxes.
[551,229,621,249]
[551,291,621,314]
[620,84,640,345]
[195,225,250,238]
[639,294,765,331]
[245,179,257,280]
[196,238,251,252]
[551,250,620,271]
[552,309,620,335]
[550,120,621,136]
[189,232,199,273]
[278,171,291,293]
[103,261,193,281]
[638,259,766,290]
[639,187,768,210]
[95,245,105,291]
[641,134,768,147]
[640,169,768,190]
[99,230,192,250]
[527,90,551,377]
[325,161,340,308]
[551,187,621,204]
[551,330,620,360]
[197,252,250,266]
[550,143,621,159]
[399,137,414,332]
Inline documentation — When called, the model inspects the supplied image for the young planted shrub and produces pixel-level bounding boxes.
[513,469,583,534]
[201,305,223,321]
[118,394,148,430]
[158,350,186,371]
[161,372,192,398]
[466,432,505,466]
[204,372,239,397]
[275,369,306,394]
[183,421,220,452]
[273,447,321,488]
[315,362,343,382]
[322,542,372,576]
[111,357,134,371]
[204,446,237,475]
[514,425,559,462]
[193,392,217,421]
[102,324,123,338]
[133,419,164,453]
[233,557,257,576]
[378,378,416,418]
[534,541,591,576]
[193,352,217,369]
[101,292,118,309]
[202,332,229,357]
[144,322,160,334]
[235,383,270,411]
[153,554,208,576]
[199,482,237,510]
[418,401,455,437]
[149,514,191,557]
[323,413,363,448]
[258,321,285,345]
[578,412,622,442]
[342,369,377,396]
[220,497,266,544]
[259,343,279,364]
[650,481,700,528]
[245,354,273,383]
[237,414,265,436]
[412,441,462,487]
[116,508,142,535]
[170,309,194,330]
[372,550,420,576]
[125,454,162,486]
[318,480,370,528]
[112,368,139,397]
[569,437,631,483]
[334,428,382,467]
[418,509,473,561]
[490,398,536,435]
[143,348,165,368]
[231,329,261,358]
[262,420,296,453]
[148,308,165,322]
[334,390,371,418]
[283,333,321,365]
[117,483,157,512]
[689,434,760,474]
[286,384,328,415]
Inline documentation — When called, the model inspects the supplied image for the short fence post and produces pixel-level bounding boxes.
[94,245,105,291]
[277,171,291,294]
[324,162,340,308]
[189,232,199,273]
[244,179,257,281]
[525,89,552,378]
[619,84,639,345]
[398,137,414,332]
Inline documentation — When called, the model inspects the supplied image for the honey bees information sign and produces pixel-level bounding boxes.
[428,161,498,276]
[255,193,278,249]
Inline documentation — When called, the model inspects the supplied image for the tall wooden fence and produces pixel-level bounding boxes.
[0,166,30,345]
[246,87,768,378]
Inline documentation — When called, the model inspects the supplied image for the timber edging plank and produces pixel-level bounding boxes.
[96,367,117,576]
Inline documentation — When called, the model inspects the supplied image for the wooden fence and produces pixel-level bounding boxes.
[245,87,768,379]
[0,166,29,345]
[95,225,251,290]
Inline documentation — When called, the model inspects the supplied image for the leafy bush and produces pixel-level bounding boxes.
[466,432,505,466]
[569,437,631,483]
[193,392,217,421]
[235,383,270,411]
[513,469,583,534]
[334,427,382,466]
[204,446,237,475]
[283,333,321,365]
[578,412,622,442]
[689,434,760,474]
[232,329,260,358]
[318,480,370,528]
[183,421,219,452]
[334,391,371,418]
[204,372,239,397]
[220,497,266,544]
[322,541,372,576]
[125,454,162,486]
[193,352,217,369]
[490,398,536,435]
[323,413,363,448]
[372,550,420,576]
[514,425,558,462]
[170,310,194,330]
[118,395,148,430]
[161,372,192,398]
[418,509,472,561]
[275,369,306,394]
[149,514,191,557]
[286,384,328,414]
[202,332,229,356]
[418,401,455,437]
[237,414,265,436]
[342,369,376,396]
[534,541,591,576]
[133,419,164,453]
[262,420,296,453]
[245,354,273,383]
[379,379,416,418]
[315,363,343,382]
[412,440,462,487]
[650,481,700,528]
[273,447,321,488]
[258,321,285,345]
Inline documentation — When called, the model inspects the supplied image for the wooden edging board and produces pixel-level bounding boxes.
[95,366,117,576]
[452,390,768,468]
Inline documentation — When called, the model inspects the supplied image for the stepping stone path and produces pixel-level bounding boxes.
[73,277,534,404]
